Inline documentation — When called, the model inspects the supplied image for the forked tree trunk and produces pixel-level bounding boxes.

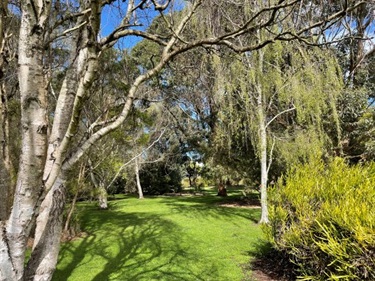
[4,1,50,279]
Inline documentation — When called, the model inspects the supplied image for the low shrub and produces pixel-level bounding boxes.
[264,158,375,280]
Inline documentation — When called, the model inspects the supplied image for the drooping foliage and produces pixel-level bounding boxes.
[211,41,344,181]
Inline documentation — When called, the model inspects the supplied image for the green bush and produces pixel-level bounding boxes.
[264,158,375,280]
[139,161,182,195]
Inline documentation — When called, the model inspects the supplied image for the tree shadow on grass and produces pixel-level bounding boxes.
[53,208,220,281]
[156,195,260,224]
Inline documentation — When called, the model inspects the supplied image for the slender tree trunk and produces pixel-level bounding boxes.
[89,159,108,209]
[135,157,144,199]
[257,49,269,224]
[63,187,79,238]
[258,107,269,224]
[97,184,108,210]
[63,162,85,238]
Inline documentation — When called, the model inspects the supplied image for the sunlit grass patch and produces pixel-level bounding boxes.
[54,192,262,281]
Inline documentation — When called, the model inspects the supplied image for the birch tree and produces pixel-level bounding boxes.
[0,0,368,280]
[214,40,343,223]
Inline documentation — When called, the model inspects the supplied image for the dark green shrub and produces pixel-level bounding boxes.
[264,158,375,280]
[139,162,182,195]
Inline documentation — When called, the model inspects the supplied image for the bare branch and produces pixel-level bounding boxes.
[265,106,296,129]
[105,129,166,190]
[100,29,168,49]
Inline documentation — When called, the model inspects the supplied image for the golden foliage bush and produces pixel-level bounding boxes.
[264,158,375,280]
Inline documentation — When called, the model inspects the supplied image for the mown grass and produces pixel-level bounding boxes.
[53,188,263,281]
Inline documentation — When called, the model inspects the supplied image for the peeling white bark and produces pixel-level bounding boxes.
[3,1,50,279]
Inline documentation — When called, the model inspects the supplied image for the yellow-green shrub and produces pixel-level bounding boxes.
[264,158,375,280]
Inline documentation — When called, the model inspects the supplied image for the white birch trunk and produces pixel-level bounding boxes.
[3,2,50,279]
[258,105,269,224]
[89,159,108,209]
[90,170,108,209]
[135,157,144,199]
[97,185,108,210]
[28,4,102,278]
[257,49,269,224]
[25,173,67,281]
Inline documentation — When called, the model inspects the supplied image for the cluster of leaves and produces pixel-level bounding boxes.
[264,158,375,280]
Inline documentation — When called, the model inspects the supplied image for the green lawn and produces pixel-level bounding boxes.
[53,189,263,281]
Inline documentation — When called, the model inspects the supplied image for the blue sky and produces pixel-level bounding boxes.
[100,0,185,49]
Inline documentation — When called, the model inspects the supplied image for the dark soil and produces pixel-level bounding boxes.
[218,197,261,208]
[249,248,297,281]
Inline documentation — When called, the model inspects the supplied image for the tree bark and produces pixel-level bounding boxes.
[135,157,144,199]
[89,159,108,209]
[3,1,50,279]
[26,3,101,278]
[97,185,108,210]
[258,105,269,224]
[257,49,269,224]
[25,173,67,281]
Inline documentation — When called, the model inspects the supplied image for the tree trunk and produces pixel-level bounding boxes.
[89,159,108,209]
[257,49,269,224]
[135,157,144,199]
[25,173,67,281]
[3,1,50,279]
[63,162,85,239]
[97,185,108,210]
[259,111,269,224]
[63,187,79,239]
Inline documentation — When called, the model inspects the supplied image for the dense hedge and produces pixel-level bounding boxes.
[264,158,375,280]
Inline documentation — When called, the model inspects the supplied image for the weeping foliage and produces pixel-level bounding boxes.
[211,41,344,177]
